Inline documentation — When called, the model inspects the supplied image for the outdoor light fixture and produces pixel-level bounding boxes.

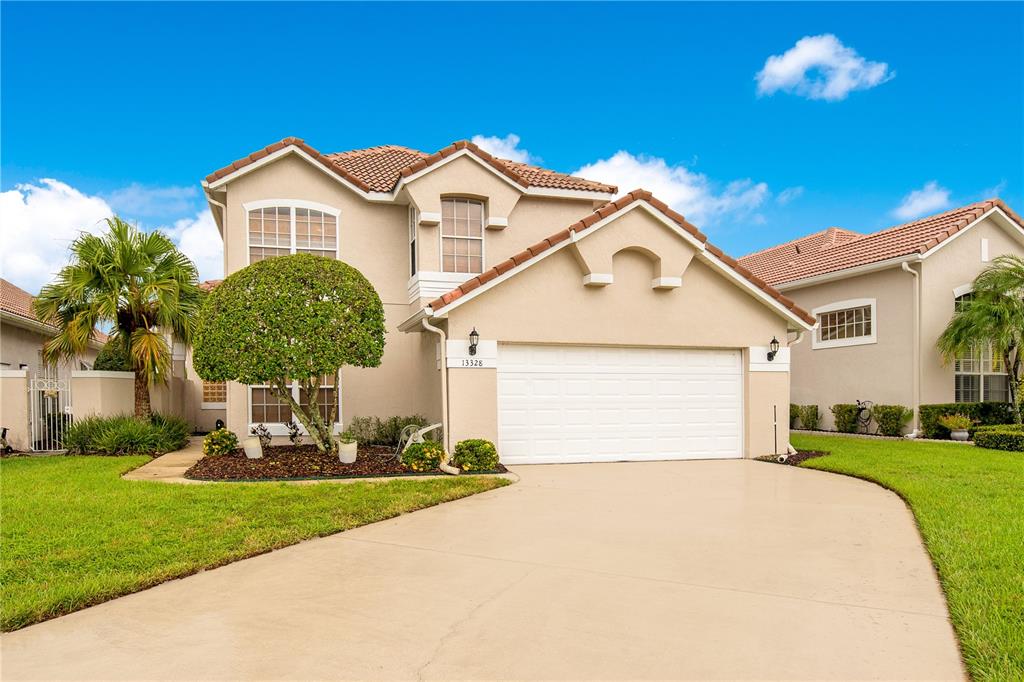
[767,336,781,362]
[469,327,480,356]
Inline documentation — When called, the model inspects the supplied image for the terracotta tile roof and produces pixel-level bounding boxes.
[427,190,815,326]
[198,279,222,292]
[739,199,1022,287]
[1,279,108,343]
[205,138,617,195]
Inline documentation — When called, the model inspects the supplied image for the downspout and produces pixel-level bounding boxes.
[785,329,808,457]
[421,316,459,475]
[902,261,922,436]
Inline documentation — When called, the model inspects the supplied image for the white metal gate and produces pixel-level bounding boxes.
[29,368,72,452]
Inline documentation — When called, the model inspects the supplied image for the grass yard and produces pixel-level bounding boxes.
[792,434,1023,681]
[0,455,509,631]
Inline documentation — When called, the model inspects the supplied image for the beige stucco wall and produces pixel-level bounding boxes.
[918,213,1024,404]
[0,371,30,450]
[213,150,601,438]
[785,267,915,431]
[442,208,797,458]
[1,319,98,378]
[70,371,134,418]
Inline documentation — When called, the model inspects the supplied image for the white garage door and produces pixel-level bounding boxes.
[497,345,743,464]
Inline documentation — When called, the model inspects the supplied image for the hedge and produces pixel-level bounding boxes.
[919,402,1015,439]
[973,427,1024,452]
[452,439,500,472]
[797,405,820,430]
[830,404,860,433]
[872,404,913,437]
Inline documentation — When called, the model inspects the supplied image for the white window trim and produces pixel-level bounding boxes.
[811,298,877,349]
[952,283,974,299]
[243,199,341,264]
[409,205,418,277]
[247,381,342,437]
[439,198,485,276]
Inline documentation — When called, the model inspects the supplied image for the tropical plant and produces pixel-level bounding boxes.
[938,255,1024,423]
[193,254,386,454]
[33,217,202,418]
[938,414,973,431]
[63,413,190,455]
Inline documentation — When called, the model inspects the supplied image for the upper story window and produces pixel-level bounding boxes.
[953,293,1009,403]
[441,198,483,274]
[246,201,338,263]
[811,299,876,349]
[409,206,418,277]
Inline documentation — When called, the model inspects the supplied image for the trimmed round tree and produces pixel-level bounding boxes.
[193,254,385,453]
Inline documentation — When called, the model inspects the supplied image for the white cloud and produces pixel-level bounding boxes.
[105,183,198,219]
[776,186,805,205]
[164,209,223,282]
[0,179,113,293]
[574,151,769,225]
[980,180,1007,199]
[756,34,893,101]
[0,179,221,293]
[892,181,951,220]
[470,133,538,164]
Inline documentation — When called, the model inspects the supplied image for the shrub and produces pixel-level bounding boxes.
[831,404,860,433]
[63,413,190,455]
[401,441,445,472]
[789,404,800,427]
[872,404,913,436]
[797,405,820,430]
[919,402,1015,439]
[250,424,272,448]
[203,428,239,456]
[973,428,1024,452]
[93,339,131,371]
[452,439,499,472]
[285,420,302,445]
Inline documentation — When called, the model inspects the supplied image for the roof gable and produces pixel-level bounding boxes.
[425,190,815,328]
[204,137,617,196]
[1,278,108,343]
[739,199,1024,287]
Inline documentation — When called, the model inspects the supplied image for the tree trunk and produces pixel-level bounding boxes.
[134,369,151,419]
[270,378,337,455]
[1006,346,1022,424]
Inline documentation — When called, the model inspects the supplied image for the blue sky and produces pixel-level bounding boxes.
[2,1,1021,291]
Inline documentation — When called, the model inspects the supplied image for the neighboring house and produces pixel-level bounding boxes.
[198,137,814,463]
[0,278,103,377]
[738,199,1024,433]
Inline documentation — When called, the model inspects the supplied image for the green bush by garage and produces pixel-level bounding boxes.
[973,424,1024,452]
[919,402,1015,439]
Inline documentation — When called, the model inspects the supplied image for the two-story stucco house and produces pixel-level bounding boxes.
[198,137,814,463]
[738,199,1024,434]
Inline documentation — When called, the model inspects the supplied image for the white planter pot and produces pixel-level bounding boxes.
[950,429,969,442]
[242,437,263,459]
[337,440,358,464]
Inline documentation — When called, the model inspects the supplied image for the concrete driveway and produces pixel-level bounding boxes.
[2,460,963,680]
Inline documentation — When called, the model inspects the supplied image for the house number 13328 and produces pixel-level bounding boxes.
[460,358,484,367]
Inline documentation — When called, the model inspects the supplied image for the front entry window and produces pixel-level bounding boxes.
[441,198,484,274]
[953,293,1009,403]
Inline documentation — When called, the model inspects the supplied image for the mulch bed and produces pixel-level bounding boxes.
[755,450,829,466]
[185,444,507,481]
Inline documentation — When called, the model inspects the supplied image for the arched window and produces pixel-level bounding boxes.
[245,201,339,263]
[953,293,1009,403]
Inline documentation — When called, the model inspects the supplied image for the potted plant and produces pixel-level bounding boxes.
[938,414,973,441]
[336,431,358,464]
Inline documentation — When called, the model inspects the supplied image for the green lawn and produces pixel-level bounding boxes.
[793,434,1023,681]
[0,455,509,631]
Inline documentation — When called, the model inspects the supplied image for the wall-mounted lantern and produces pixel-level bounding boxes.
[469,327,480,356]
[767,336,781,362]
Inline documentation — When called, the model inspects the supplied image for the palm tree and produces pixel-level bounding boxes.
[34,217,202,418]
[938,255,1024,423]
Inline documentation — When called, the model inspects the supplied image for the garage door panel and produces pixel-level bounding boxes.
[497,345,743,464]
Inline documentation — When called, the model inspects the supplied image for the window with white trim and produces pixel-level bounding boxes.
[811,299,877,349]
[249,374,339,433]
[441,198,483,274]
[409,205,418,277]
[953,294,1009,402]
[248,204,337,263]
